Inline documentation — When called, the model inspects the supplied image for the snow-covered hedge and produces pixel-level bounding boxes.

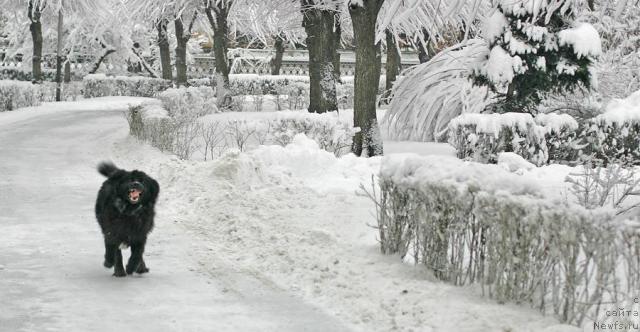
[534,113,580,163]
[448,113,548,165]
[129,102,356,160]
[158,87,217,119]
[190,74,360,110]
[0,67,59,82]
[0,80,42,111]
[583,90,640,164]
[375,154,637,325]
[448,112,582,165]
[39,82,84,102]
[83,74,171,98]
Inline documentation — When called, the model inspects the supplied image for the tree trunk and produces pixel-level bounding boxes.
[333,20,342,81]
[350,0,384,157]
[270,35,285,75]
[55,6,63,101]
[156,18,173,81]
[174,16,189,86]
[64,60,71,83]
[205,1,233,109]
[382,29,401,104]
[301,1,339,113]
[28,0,43,83]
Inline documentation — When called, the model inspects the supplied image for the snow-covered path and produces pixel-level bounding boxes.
[0,101,350,332]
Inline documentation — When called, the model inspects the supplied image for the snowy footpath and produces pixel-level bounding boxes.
[0,98,575,332]
[0,98,349,332]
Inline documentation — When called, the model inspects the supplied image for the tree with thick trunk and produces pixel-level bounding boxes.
[382,29,400,104]
[156,18,173,81]
[174,10,197,86]
[28,0,45,83]
[300,0,340,114]
[270,34,285,75]
[204,0,233,109]
[350,0,384,157]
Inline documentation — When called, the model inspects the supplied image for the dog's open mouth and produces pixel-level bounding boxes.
[128,189,142,203]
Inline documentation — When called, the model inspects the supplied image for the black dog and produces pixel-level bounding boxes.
[95,162,159,277]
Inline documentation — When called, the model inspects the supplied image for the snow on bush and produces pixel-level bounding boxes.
[189,74,369,111]
[373,153,638,326]
[129,102,356,160]
[158,87,217,119]
[583,90,640,163]
[557,23,603,59]
[385,39,492,142]
[534,112,580,163]
[448,112,548,165]
[448,111,583,165]
[0,80,42,111]
[473,0,601,113]
[0,67,77,82]
[83,74,171,98]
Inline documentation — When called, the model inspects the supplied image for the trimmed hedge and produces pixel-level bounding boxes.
[83,74,171,98]
[376,154,635,326]
[0,80,42,111]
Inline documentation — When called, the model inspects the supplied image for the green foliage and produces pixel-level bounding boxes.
[473,2,596,113]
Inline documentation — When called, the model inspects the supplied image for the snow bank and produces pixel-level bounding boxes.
[558,23,602,58]
[113,132,563,332]
[498,151,536,173]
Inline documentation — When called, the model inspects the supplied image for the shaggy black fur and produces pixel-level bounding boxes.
[95,161,159,277]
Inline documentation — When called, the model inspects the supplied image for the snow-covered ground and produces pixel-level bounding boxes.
[0,97,581,331]
[0,99,350,331]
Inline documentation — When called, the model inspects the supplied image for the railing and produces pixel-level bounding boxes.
[0,48,420,78]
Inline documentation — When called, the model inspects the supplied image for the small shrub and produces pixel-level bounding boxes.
[0,80,42,111]
[158,87,217,118]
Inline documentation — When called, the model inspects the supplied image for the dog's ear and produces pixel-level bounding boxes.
[144,176,160,205]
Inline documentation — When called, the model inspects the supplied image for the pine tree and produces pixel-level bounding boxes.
[473,0,601,113]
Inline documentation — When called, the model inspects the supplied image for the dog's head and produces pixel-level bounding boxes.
[115,170,158,206]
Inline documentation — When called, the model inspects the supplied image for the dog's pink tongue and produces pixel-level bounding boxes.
[129,190,141,200]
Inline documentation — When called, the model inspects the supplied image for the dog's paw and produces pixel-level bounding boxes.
[103,260,114,268]
[113,270,127,277]
[125,264,139,275]
[136,265,149,274]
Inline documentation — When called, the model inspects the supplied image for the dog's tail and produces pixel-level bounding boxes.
[97,161,120,178]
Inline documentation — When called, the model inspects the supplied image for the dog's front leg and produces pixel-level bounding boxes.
[126,242,145,275]
[103,241,117,268]
[113,249,126,277]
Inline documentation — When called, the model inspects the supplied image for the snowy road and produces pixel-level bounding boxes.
[0,103,350,332]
